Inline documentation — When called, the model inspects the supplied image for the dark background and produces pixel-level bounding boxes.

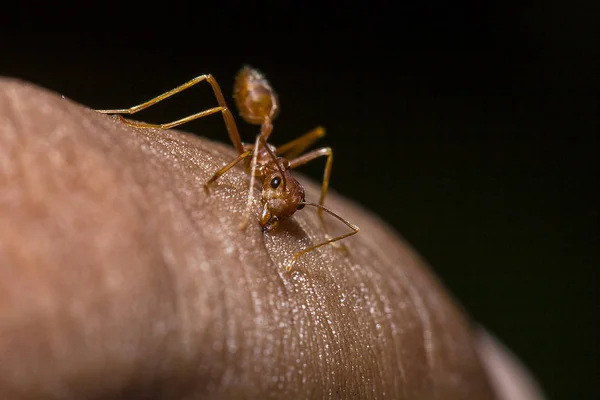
[2,1,597,399]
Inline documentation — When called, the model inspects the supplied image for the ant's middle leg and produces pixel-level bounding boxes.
[97,74,244,154]
[277,126,326,159]
[204,135,263,231]
[203,150,253,194]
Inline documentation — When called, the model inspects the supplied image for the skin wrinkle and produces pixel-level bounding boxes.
[0,79,511,399]
[363,262,407,397]
[268,223,327,394]
[290,275,324,395]
[144,132,225,376]
[369,231,438,397]
[358,208,490,398]
[4,85,153,396]
[287,211,360,395]
[83,120,193,396]
[327,284,357,396]
[302,277,331,393]
[382,279,409,395]
[316,280,344,397]
[150,192,189,357]
[202,182,253,395]
[238,197,289,390]
[341,256,381,396]
[222,183,275,395]
[285,215,385,398]
[266,252,295,392]
[324,193,450,396]
[91,121,191,372]
[349,227,427,396]
[357,259,395,395]
[196,171,253,393]
[242,235,261,380]
[248,260,272,388]
[339,275,376,398]
[209,170,286,396]
[302,279,325,397]
[318,269,352,395]
[196,178,243,390]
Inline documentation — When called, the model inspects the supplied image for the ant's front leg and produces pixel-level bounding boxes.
[289,147,334,239]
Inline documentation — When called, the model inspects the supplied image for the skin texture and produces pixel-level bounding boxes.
[0,79,542,399]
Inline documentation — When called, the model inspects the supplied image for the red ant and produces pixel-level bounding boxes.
[96,66,359,271]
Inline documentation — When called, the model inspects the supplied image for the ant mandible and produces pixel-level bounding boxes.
[96,66,359,271]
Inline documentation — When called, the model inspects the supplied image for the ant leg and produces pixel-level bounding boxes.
[276,126,326,159]
[289,147,333,235]
[285,202,359,272]
[97,74,244,154]
[204,136,261,231]
[203,150,253,194]
[114,107,223,129]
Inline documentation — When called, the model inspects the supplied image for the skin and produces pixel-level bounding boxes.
[0,79,544,399]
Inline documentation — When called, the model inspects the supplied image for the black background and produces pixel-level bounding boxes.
[2,1,597,399]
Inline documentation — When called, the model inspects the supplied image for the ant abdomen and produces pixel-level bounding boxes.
[234,66,279,125]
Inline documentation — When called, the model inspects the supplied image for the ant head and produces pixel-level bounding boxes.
[234,66,279,125]
[259,159,305,232]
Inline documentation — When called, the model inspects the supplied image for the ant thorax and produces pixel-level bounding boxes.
[243,142,278,172]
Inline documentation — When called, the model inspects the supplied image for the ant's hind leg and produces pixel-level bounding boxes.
[97,74,245,154]
[96,75,215,115]
[114,107,224,129]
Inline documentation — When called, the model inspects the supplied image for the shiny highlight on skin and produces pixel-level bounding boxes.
[0,79,511,399]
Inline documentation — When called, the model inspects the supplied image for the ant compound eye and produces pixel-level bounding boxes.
[270,176,281,189]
